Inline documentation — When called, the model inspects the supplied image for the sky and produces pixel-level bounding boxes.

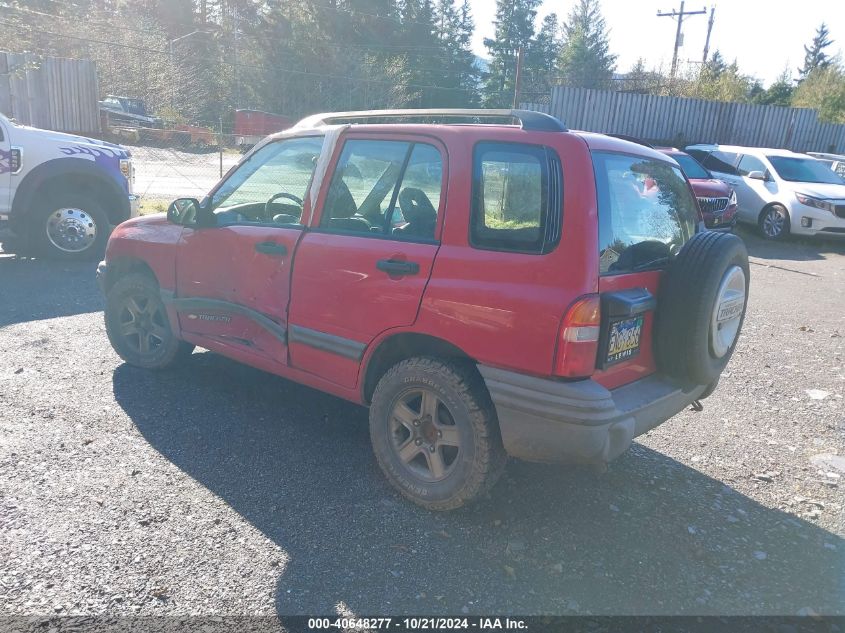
[469,0,845,87]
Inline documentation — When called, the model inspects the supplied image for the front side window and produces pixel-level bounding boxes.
[210,136,324,226]
[737,154,768,177]
[593,152,698,275]
[321,139,443,241]
[767,156,845,184]
[470,142,562,254]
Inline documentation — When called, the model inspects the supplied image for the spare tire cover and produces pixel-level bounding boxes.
[655,231,750,385]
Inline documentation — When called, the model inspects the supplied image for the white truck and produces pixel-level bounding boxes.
[0,112,138,259]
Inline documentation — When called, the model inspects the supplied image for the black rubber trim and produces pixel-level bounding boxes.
[160,291,288,345]
[288,324,366,361]
[478,364,708,463]
[601,287,656,318]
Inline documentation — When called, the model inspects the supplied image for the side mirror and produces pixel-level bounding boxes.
[747,170,767,181]
[167,198,200,226]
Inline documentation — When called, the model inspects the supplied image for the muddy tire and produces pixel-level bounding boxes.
[369,357,507,511]
[105,273,194,369]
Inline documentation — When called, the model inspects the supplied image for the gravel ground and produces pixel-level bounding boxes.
[0,227,843,619]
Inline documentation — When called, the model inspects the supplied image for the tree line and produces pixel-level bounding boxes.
[2,0,844,129]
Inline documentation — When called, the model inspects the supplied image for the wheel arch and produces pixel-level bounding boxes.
[361,332,478,404]
[101,257,159,295]
[12,157,130,229]
[758,201,790,223]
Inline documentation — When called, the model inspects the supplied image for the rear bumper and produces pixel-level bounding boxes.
[479,366,708,464]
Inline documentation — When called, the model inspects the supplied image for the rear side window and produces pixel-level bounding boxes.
[701,150,739,175]
[593,152,698,275]
[470,142,562,254]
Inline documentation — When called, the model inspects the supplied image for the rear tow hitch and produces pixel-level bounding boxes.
[690,400,704,412]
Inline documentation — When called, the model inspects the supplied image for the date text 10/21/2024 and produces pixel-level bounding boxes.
[307,617,529,630]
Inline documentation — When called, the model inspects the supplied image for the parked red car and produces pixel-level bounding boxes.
[658,147,738,230]
[98,109,749,510]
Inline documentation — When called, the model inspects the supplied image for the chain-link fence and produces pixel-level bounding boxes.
[110,131,246,215]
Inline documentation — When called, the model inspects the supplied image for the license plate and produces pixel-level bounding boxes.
[606,316,644,365]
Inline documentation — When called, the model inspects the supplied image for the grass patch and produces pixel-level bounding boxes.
[138,197,171,216]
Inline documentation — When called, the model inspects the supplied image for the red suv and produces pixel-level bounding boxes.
[658,147,738,231]
[98,109,749,510]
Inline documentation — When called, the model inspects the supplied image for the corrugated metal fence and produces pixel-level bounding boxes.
[524,86,845,153]
[0,52,100,133]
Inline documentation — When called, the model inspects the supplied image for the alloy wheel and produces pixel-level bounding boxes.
[117,294,170,357]
[389,388,461,483]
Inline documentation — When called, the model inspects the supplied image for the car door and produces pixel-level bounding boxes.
[173,135,325,368]
[733,153,773,220]
[288,134,446,388]
[0,118,12,215]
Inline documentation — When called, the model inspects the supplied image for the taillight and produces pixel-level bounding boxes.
[554,295,601,378]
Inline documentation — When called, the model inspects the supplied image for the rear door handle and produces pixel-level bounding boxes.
[376,259,420,276]
[255,241,287,256]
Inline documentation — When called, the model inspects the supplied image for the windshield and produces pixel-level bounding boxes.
[211,136,325,216]
[673,153,711,180]
[767,156,845,184]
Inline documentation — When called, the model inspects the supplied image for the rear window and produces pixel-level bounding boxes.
[470,142,562,254]
[593,151,699,275]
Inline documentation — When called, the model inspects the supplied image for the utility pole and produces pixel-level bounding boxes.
[702,6,716,64]
[233,7,241,109]
[657,1,707,79]
[512,47,524,109]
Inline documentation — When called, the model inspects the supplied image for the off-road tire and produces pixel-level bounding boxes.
[31,193,110,260]
[655,231,749,385]
[105,273,194,369]
[369,357,507,511]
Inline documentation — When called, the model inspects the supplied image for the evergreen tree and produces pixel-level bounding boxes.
[798,23,834,81]
[557,0,616,89]
[621,58,664,94]
[753,68,794,106]
[481,0,542,108]
[433,0,480,106]
[523,13,560,101]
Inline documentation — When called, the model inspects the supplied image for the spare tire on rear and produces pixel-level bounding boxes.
[655,231,749,385]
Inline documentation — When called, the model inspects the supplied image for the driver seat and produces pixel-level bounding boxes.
[326,181,371,233]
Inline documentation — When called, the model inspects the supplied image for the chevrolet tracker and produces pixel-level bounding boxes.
[97,109,750,510]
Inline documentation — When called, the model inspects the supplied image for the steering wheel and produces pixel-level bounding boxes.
[265,192,304,220]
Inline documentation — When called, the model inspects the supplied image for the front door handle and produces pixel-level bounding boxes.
[255,241,287,256]
[376,259,420,276]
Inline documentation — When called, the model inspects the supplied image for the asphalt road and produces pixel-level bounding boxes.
[0,228,843,619]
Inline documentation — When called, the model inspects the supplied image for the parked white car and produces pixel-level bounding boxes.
[808,152,845,179]
[686,144,845,240]
[0,112,138,259]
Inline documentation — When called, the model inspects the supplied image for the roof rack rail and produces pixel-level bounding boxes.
[293,109,567,132]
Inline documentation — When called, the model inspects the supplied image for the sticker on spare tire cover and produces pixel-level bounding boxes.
[717,297,744,322]
[606,315,644,364]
